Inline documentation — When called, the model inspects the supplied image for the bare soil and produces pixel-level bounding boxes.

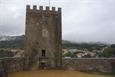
[9,70,114,77]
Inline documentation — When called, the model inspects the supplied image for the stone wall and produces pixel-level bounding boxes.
[63,58,115,72]
[0,57,24,73]
[0,57,115,74]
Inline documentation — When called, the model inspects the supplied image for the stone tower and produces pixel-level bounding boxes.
[25,5,62,69]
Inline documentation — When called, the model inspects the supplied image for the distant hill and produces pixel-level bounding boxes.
[62,40,108,49]
[0,35,108,50]
[0,35,24,49]
[0,36,15,41]
[0,35,24,41]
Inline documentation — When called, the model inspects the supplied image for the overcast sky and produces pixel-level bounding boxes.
[0,0,115,44]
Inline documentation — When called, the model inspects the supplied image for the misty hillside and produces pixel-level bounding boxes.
[0,35,108,50]
[0,35,24,49]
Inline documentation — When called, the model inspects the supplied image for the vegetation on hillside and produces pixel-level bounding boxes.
[0,35,24,49]
[0,36,108,50]
[62,40,107,51]
[0,35,115,58]
[101,48,115,57]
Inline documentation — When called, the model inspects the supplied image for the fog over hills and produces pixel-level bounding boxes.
[0,35,109,44]
[0,35,109,49]
[0,35,24,41]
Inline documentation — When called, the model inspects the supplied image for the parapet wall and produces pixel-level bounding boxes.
[0,57,115,73]
[0,57,24,73]
[63,58,115,72]
[26,5,61,13]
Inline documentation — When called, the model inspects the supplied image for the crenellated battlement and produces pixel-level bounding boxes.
[26,5,61,13]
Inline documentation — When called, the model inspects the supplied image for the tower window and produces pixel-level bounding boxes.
[42,50,46,56]
[43,16,49,24]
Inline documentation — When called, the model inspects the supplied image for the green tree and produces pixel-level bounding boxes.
[102,48,115,57]
[63,51,72,57]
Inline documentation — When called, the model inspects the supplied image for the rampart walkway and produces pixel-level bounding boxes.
[8,70,113,77]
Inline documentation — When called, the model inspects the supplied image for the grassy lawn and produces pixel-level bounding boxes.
[9,70,114,77]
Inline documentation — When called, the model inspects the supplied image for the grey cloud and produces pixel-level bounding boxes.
[0,0,115,43]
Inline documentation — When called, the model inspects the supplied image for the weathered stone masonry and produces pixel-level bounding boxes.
[63,58,115,72]
[0,57,24,73]
[0,57,115,74]
[25,5,62,69]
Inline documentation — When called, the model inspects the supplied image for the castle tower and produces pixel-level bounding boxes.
[25,5,62,69]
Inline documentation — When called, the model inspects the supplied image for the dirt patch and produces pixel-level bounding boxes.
[9,70,114,77]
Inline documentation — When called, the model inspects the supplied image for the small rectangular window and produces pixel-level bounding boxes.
[43,16,49,24]
[42,50,46,56]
